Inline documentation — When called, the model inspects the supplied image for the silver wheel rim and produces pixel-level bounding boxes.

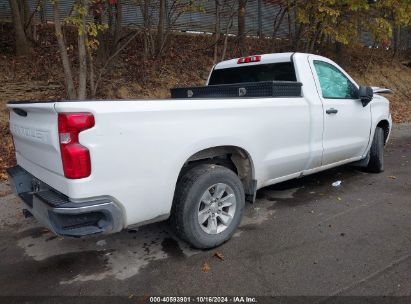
[197,183,237,235]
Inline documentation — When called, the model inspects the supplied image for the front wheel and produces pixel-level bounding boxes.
[366,127,385,173]
[171,164,245,249]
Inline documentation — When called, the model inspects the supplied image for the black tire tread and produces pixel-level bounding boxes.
[171,164,212,243]
[171,164,244,248]
[366,127,384,173]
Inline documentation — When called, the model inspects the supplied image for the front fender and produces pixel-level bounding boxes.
[368,94,392,151]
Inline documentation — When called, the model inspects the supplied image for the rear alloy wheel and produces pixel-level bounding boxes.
[171,164,245,249]
[197,183,237,235]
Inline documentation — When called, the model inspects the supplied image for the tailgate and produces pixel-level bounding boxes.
[8,102,63,176]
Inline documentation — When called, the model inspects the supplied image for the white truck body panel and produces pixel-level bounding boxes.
[7,53,392,231]
[307,54,373,165]
[9,103,62,175]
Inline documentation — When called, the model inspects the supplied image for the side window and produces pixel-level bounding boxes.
[313,61,358,99]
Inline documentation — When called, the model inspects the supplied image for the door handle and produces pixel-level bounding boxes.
[326,108,338,114]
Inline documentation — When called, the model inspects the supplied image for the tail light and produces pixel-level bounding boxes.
[237,55,261,64]
[58,113,95,179]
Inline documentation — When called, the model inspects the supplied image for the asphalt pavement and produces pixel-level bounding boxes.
[0,124,410,300]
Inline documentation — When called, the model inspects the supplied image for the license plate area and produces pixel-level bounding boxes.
[7,166,53,208]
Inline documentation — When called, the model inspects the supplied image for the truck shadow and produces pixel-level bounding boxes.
[256,165,367,208]
[6,164,368,285]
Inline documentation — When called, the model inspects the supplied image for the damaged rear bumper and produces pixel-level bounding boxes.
[7,166,123,237]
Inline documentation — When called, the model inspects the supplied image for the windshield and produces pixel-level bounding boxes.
[208,62,297,85]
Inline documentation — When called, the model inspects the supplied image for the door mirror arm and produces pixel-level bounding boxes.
[358,86,374,107]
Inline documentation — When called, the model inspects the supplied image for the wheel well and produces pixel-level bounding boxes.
[178,146,256,202]
[377,120,390,144]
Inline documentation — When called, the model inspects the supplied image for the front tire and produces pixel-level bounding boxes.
[366,127,385,173]
[171,164,245,249]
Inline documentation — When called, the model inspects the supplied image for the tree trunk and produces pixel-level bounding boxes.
[334,41,344,64]
[87,44,96,98]
[270,7,287,52]
[23,0,40,39]
[221,3,236,61]
[96,1,107,63]
[392,25,400,58]
[143,0,150,59]
[8,0,30,55]
[238,0,246,50]
[213,0,221,64]
[290,0,302,50]
[257,0,262,38]
[52,0,76,99]
[113,0,122,54]
[39,0,46,23]
[22,0,32,38]
[156,0,165,56]
[78,0,88,100]
[308,22,322,53]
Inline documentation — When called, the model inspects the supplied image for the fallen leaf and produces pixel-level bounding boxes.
[388,176,397,179]
[0,190,12,197]
[202,262,210,273]
[213,252,225,261]
[337,197,342,201]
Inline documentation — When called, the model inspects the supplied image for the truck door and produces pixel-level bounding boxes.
[308,56,372,165]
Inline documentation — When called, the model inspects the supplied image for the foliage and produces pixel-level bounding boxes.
[291,0,411,50]
[63,0,108,51]
[20,0,411,98]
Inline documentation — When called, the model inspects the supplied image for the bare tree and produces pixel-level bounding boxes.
[52,0,136,99]
[269,4,287,52]
[8,0,31,55]
[78,0,88,100]
[92,29,140,96]
[238,0,246,50]
[21,0,33,39]
[157,0,205,57]
[288,0,303,50]
[52,0,76,99]
[96,0,123,63]
[140,0,153,60]
[220,1,236,61]
[213,0,221,64]
[113,0,122,52]
[156,0,166,56]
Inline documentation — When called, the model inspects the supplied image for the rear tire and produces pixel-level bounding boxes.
[366,127,385,173]
[171,164,245,249]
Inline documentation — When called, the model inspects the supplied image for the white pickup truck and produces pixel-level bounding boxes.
[7,52,392,248]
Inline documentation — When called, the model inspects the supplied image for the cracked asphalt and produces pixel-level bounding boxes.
[0,124,410,298]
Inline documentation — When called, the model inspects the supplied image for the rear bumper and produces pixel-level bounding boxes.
[7,166,123,237]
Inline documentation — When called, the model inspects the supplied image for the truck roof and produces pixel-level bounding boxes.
[214,52,298,70]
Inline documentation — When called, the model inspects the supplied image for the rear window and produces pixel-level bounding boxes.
[208,62,297,85]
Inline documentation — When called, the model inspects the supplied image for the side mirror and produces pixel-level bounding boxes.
[359,86,373,107]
